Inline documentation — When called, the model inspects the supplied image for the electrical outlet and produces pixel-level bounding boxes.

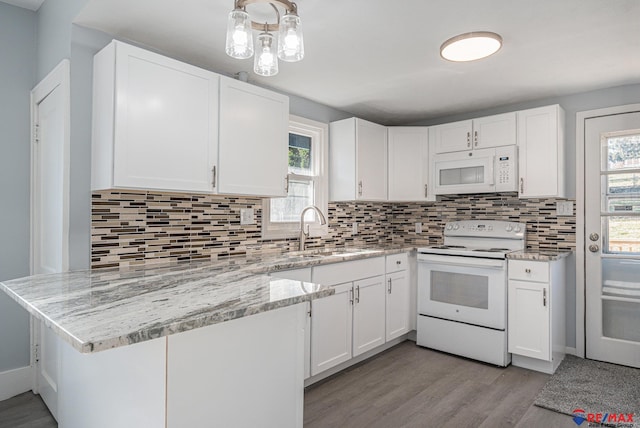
[240,208,255,225]
[415,222,423,234]
[556,201,573,216]
[352,222,358,235]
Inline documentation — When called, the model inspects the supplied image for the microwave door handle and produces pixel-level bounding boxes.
[488,156,495,186]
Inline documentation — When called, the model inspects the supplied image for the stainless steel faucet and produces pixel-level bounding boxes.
[299,205,327,251]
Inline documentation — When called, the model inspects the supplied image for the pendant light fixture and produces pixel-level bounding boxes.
[225,0,304,76]
[440,32,502,62]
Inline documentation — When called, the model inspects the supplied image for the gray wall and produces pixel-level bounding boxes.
[0,3,37,372]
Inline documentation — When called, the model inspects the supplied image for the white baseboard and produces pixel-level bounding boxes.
[565,346,578,356]
[0,366,33,401]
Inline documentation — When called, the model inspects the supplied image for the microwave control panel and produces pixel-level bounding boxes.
[495,145,518,192]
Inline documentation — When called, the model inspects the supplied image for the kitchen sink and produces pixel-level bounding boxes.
[286,248,379,258]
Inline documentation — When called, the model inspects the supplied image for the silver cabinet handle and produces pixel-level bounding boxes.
[466,131,471,147]
[543,288,547,307]
[424,184,428,198]
[358,180,363,197]
[349,289,354,305]
[355,285,360,303]
[474,130,478,147]
[387,278,392,294]
[212,165,217,188]
[520,177,524,193]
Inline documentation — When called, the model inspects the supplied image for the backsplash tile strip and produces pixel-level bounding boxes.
[91,191,575,269]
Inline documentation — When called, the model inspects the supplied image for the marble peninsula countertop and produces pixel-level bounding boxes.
[507,250,573,261]
[0,246,412,354]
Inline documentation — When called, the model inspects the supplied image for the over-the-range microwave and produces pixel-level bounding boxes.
[433,146,518,195]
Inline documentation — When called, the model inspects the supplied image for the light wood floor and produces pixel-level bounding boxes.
[304,341,577,428]
[0,341,576,428]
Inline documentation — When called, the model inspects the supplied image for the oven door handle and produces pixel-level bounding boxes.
[417,254,505,268]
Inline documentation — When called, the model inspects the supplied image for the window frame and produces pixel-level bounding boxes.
[262,115,329,240]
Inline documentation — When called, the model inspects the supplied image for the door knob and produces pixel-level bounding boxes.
[589,244,600,253]
[589,233,599,241]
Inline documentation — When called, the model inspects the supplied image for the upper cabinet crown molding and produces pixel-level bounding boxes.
[91,40,289,197]
[431,112,517,154]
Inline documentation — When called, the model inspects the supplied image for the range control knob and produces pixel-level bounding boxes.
[514,225,522,233]
[453,224,460,230]
[446,224,453,230]
[505,225,513,232]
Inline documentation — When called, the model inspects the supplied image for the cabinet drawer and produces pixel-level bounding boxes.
[508,260,549,282]
[312,257,385,286]
[386,253,408,273]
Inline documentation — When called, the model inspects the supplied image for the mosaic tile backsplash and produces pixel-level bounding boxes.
[91,190,575,269]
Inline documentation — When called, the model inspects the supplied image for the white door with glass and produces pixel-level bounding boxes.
[585,110,640,368]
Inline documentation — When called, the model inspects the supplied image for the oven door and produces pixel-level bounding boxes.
[417,253,507,330]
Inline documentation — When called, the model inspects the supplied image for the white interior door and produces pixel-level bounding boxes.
[31,60,70,420]
[585,110,640,368]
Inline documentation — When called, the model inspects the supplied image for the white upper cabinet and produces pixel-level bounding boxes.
[92,40,219,193]
[431,112,516,154]
[218,76,289,197]
[431,120,473,153]
[388,127,434,201]
[330,118,387,201]
[517,105,565,198]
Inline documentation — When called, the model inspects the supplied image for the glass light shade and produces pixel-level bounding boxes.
[225,9,254,59]
[440,32,502,62]
[254,32,278,76]
[277,13,304,62]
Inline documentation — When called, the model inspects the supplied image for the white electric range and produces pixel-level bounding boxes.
[416,220,526,366]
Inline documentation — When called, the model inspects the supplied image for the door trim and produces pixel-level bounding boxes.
[576,103,640,359]
[29,60,71,392]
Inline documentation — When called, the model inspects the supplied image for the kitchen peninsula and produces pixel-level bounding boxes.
[0,248,409,428]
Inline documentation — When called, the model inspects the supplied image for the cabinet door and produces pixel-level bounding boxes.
[386,271,410,341]
[356,119,387,200]
[310,282,353,376]
[218,77,289,197]
[353,276,386,357]
[517,105,564,198]
[112,42,219,192]
[473,112,516,149]
[388,127,432,201]
[508,280,550,360]
[431,120,473,153]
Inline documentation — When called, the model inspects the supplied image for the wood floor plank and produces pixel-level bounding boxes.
[0,392,57,428]
[304,341,567,428]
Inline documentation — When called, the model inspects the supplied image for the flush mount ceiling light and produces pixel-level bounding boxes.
[225,0,304,77]
[440,31,502,62]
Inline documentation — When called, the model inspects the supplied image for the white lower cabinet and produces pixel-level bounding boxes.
[308,253,413,378]
[310,282,354,376]
[385,270,411,341]
[352,276,387,357]
[508,258,566,374]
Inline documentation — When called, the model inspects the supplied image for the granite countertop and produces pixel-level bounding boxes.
[0,246,413,354]
[507,250,573,261]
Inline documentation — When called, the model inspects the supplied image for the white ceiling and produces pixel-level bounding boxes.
[1,0,44,11]
[75,0,640,125]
